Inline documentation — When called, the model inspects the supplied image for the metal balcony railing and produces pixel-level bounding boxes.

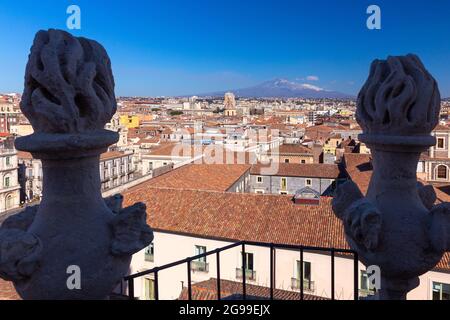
[236,268,256,281]
[191,260,209,272]
[123,240,359,301]
[291,278,315,292]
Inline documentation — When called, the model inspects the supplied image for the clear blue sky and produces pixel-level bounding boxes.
[0,0,449,97]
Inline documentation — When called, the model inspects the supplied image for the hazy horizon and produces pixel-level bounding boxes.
[1,0,449,97]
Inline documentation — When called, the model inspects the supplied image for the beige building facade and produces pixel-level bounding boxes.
[0,149,20,213]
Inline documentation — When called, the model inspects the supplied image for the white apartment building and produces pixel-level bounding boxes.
[99,151,135,191]
[122,187,450,300]
[18,151,136,202]
[0,149,20,213]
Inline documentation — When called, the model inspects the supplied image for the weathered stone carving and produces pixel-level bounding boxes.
[105,193,124,215]
[0,29,153,299]
[21,29,117,134]
[111,203,153,256]
[333,54,449,300]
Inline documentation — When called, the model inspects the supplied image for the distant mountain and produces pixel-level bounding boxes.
[199,79,354,99]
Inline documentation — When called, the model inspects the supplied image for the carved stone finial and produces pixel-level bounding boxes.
[15,29,119,159]
[0,30,153,300]
[333,54,448,300]
[21,29,116,133]
[356,54,441,149]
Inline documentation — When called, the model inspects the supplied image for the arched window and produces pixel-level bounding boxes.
[437,165,448,179]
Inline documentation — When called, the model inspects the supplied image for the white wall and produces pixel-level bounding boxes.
[126,231,450,300]
[127,231,366,300]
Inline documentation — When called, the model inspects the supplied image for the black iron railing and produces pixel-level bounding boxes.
[123,240,359,301]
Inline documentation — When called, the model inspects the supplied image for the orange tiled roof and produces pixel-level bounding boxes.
[100,151,126,161]
[178,278,326,300]
[124,188,347,248]
[434,124,450,132]
[147,143,182,156]
[17,151,33,160]
[0,279,20,300]
[147,144,257,164]
[136,164,250,192]
[342,153,373,195]
[275,144,313,155]
[123,186,449,273]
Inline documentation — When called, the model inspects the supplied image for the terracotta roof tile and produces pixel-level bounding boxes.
[178,278,326,300]
[0,279,20,300]
[17,151,33,160]
[434,125,450,132]
[342,153,373,195]
[124,188,347,248]
[275,144,313,155]
[123,186,449,273]
[100,151,126,160]
[133,164,250,192]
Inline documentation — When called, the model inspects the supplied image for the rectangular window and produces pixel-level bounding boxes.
[257,176,263,183]
[359,270,376,297]
[6,157,10,165]
[432,282,450,300]
[306,179,312,186]
[437,138,445,149]
[192,245,208,272]
[237,251,256,280]
[281,177,287,190]
[144,243,154,262]
[284,158,290,163]
[195,245,207,263]
[143,278,155,300]
[5,177,10,188]
[296,261,311,282]
[360,270,369,290]
[242,252,254,271]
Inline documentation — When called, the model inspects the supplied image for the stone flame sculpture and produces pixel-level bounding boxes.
[0,29,153,299]
[333,54,449,299]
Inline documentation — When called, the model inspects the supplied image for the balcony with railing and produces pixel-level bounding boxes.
[236,268,256,281]
[291,278,315,292]
[123,241,359,301]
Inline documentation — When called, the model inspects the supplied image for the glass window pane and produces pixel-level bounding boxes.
[242,252,254,270]
[361,271,368,290]
[431,282,450,300]
[195,245,206,262]
[304,262,311,280]
[296,261,311,280]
